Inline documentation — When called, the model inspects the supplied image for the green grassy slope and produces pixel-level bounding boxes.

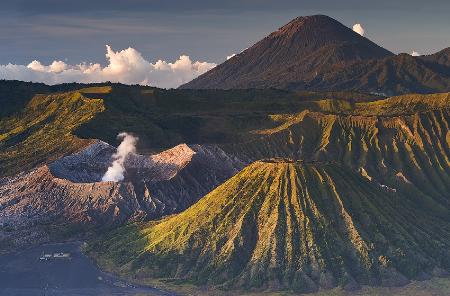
[87,160,450,292]
[85,89,450,293]
[0,90,104,175]
[73,85,382,150]
[0,80,113,117]
[0,82,383,176]
[224,94,450,207]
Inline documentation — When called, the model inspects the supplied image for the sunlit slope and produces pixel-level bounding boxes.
[88,160,450,292]
[0,83,383,176]
[0,91,105,175]
[225,93,450,203]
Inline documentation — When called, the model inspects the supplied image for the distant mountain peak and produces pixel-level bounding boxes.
[272,14,333,35]
[180,15,450,95]
[265,14,391,58]
[273,14,354,38]
[181,15,393,90]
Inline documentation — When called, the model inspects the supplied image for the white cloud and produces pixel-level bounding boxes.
[352,23,365,36]
[0,45,216,88]
[411,51,421,56]
[28,60,68,73]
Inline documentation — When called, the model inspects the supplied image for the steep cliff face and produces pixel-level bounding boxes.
[223,93,450,206]
[88,160,450,292]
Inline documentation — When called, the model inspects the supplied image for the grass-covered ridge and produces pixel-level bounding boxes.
[0,91,104,175]
[87,160,450,292]
[80,87,450,293]
[224,94,450,206]
[74,88,450,152]
[0,82,388,176]
[1,81,449,179]
[73,85,385,150]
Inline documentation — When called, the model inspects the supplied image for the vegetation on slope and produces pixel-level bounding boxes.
[87,160,450,293]
[0,80,112,117]
[224,93,450,207]
[86,89,450,293]
[0,81,383,177]
[1,79,448,182]
[74,85,382,150]
[2,80,450,293]
[0,91,104,176]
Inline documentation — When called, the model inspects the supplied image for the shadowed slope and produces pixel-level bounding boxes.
[182,15,392,91]
[180,16,450,95]
[308,52,450,95]
[88,160,450,292]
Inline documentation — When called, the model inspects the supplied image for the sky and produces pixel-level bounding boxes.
[0,0,449,88]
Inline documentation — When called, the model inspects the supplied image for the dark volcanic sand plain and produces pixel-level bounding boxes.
[0,241,176,296]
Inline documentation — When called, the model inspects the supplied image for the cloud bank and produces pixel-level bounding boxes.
[102,133,138,182]
[0,46,216,88]
[352,23,365,36]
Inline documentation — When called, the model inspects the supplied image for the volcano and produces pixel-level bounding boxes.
[88,160,450,292]
[181,15,393,90]
[181,15,450,95]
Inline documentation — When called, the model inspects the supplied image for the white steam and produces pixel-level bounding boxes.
[102,132,138,182]
[0,45,216,88]
[352,23,365,36]
[411,51,421,56]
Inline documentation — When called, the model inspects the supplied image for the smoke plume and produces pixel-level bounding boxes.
[102,132,138,182]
